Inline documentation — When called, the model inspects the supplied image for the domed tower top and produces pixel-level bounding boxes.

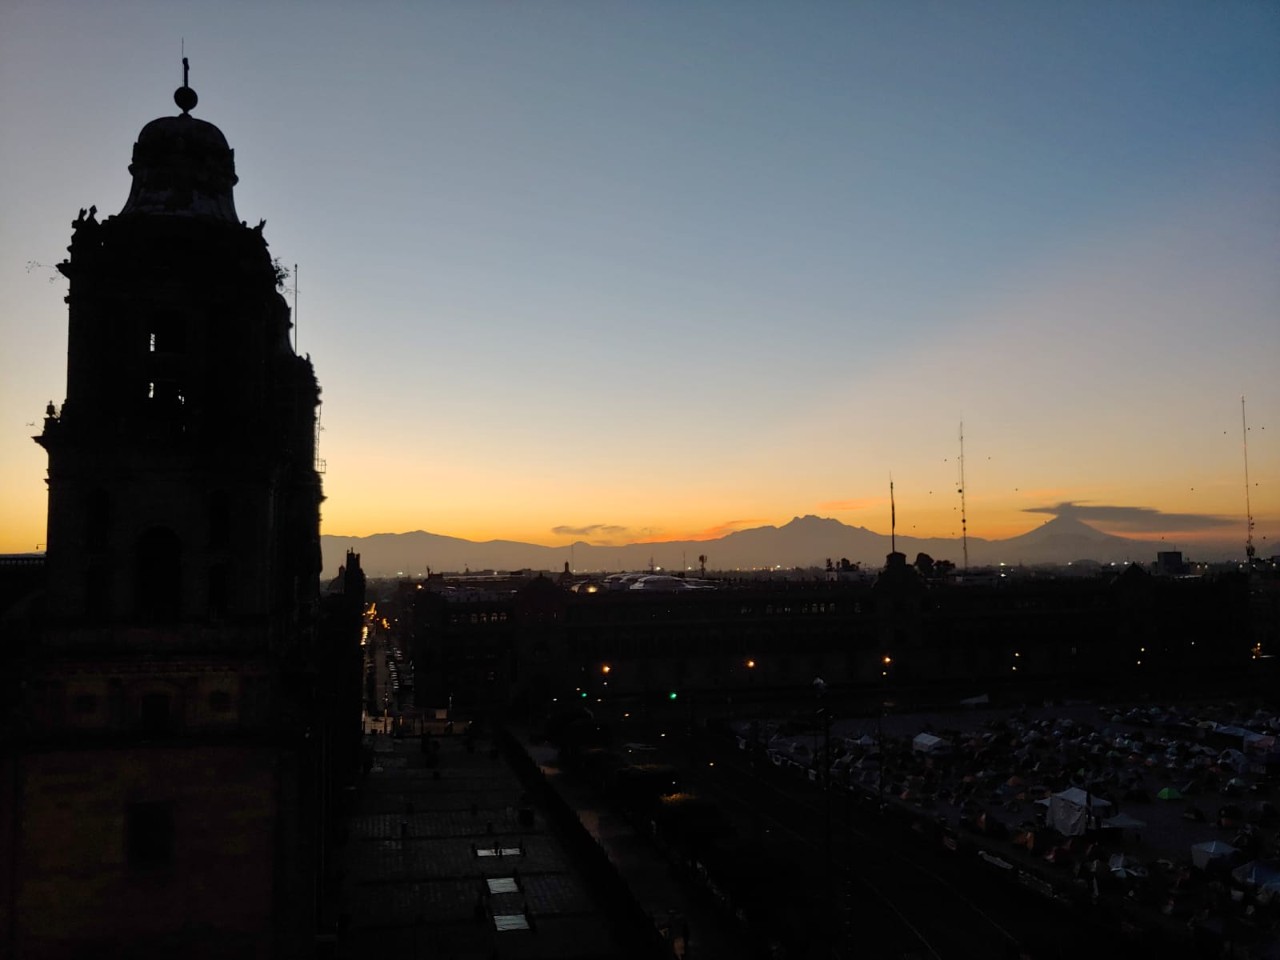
[119,58,240,222]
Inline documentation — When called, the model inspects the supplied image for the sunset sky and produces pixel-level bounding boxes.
[1,2,1277,559]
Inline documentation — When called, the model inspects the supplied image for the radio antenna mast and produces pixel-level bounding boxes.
[1243,396,1256,565]
[890,475,896,554]
[958,422,969,570]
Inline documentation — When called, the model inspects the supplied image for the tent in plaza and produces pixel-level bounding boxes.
[1191,840,1239,871]
[1102,812,1146,834]
[1231,860,1280,893]
[912,733,951,755]
[1108,854,1147,881]
[1038,787,1112,837]
[1039,786,1112,809]
[1219,748,1249,773]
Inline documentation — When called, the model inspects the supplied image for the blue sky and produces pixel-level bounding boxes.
[1,1,1277,558]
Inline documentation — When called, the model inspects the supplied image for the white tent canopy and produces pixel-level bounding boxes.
[1102,812,1146,831]
[912,733,951,755]
[1231,860,1280,891]
[1039,787,1112,837]
[1036,787,1112,809]
[1191,840,1239,870]
[1055,787,1111,809]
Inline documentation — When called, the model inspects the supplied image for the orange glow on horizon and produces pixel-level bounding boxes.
[633,518,771,543]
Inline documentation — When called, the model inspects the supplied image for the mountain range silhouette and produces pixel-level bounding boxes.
[321,514,1225,578]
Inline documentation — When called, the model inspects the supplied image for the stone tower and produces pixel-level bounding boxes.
[4,68,331,958]
[39,70,321,636]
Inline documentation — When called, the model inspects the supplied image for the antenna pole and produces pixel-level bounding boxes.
[1243,396,1256,565]
[959,422,969,571]
[293,263,299,353]
[890,476,896,554]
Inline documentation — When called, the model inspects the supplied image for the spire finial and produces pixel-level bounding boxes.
[174,53,198,114]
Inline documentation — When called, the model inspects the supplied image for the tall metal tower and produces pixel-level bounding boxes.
[958,422,969,570]
[890,475,896,554]
[1243,396,1256,565]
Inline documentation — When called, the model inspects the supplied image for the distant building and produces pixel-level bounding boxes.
[0,71,363,957]
[392,557,1256,716]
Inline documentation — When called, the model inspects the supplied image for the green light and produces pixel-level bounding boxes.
[668,692,678,701]
[580,691,588,698]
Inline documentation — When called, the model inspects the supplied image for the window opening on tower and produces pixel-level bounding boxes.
[147,313,185,354]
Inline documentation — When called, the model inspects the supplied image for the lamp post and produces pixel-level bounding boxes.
[878,655,891,811]
[814,677,832,955]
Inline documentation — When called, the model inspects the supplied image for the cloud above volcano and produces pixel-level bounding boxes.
[1024,502,1234,533]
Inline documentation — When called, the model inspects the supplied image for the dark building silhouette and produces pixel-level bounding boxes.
[0,70,363,957]
[395,561,1256,716]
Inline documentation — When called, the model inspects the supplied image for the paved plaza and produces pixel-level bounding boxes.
[334,727,626,959]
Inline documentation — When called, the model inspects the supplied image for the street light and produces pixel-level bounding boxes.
[878,656,892,812]
[814,677,832,954]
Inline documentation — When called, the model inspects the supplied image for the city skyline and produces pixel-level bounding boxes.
[1,2,1277,558]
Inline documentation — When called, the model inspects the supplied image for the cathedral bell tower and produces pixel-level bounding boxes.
[38,63,322,639]
[9,66,329,957]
